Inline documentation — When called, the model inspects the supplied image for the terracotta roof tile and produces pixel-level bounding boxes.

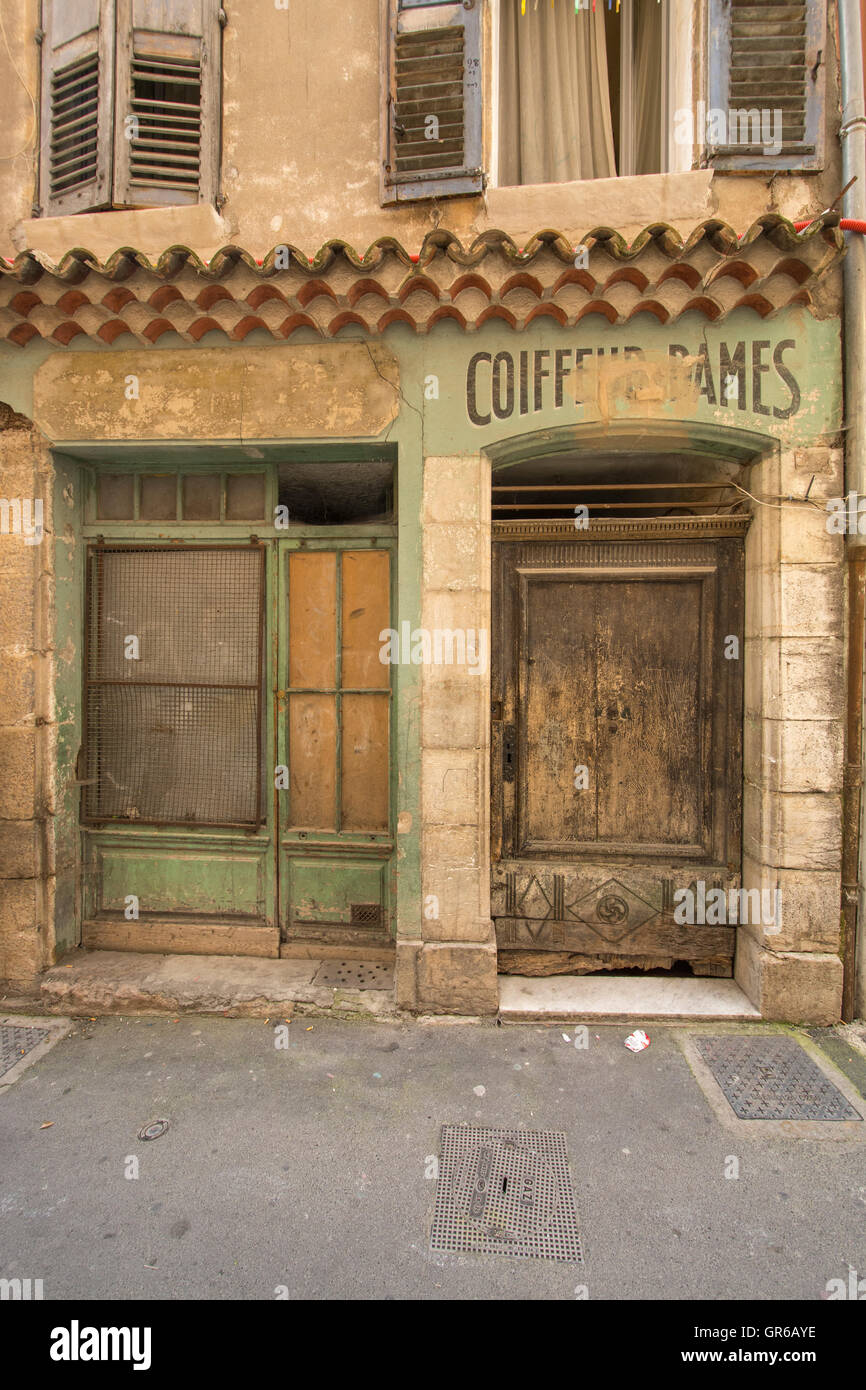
[0,216,842,347]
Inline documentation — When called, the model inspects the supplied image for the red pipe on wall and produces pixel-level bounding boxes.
[794,217,866,232]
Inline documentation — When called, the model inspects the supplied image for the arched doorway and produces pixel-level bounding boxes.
[488,433,760,979]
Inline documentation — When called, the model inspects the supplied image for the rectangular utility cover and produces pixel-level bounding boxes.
[431,1125,582,1262]
[0,1025,51,1082]
[696,1036,863,1121]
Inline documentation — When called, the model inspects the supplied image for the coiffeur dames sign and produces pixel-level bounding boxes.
[466,337,801,425]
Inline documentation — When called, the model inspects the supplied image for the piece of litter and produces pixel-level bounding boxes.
[562,1033,571,1042]
[625,1029,650,1052]
[40,1121,54,1129]
[622,1147,631,1155]
[306,1026,313,1031]
[473,1085,486,1097]
[326,1073,334,1078]
[372,1072,382,1079]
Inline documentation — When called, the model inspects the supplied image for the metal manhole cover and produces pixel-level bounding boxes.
[0,1025,49,1081]
[138,1119,170,1141]
[696,1036,863,1121]
[313,960,392,990]
[431,1125,582,1262]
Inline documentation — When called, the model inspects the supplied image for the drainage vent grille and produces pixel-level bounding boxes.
[431,1125,582,1262]
[312,960,392,990]
[696,1035,863,1121]
[350,903,383,926]
[0,1025,50,1082]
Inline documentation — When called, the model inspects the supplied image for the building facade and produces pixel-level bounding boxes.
[0,0,860,1023]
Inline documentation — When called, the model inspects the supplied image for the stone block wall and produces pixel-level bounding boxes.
[0,407,57,988]
[395,454,498,1014]
[737,444,846,1023]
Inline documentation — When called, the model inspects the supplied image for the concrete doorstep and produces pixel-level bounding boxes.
[39,950,399,1021]
[498,973,761,1022]
[36,950,764,1024]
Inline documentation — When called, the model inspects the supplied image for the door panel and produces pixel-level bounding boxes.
[593,577,704,847]
[523,579,596,845]
[492,529,745,977]
[278,543,393,943]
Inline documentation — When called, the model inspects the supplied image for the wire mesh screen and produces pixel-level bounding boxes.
[83,545,265,826]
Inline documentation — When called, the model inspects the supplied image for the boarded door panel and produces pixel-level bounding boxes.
[280,543,392,943]
[341,693,390,831]
[288,693,337,830]
[289,552,337,689]
[341,550,391,689]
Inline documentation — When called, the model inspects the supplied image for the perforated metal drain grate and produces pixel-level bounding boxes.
[0,1025,49,1081]
[696,1036,863,1121]
[312,960,393,990]
[430,1125,582,1262]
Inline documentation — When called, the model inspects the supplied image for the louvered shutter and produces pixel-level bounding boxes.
[39,0,115,214]
[707,0,827,171]
[382,0,482,203]
[113,0,221,207]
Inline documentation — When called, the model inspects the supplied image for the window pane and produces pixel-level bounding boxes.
[84,547,263,826]
[182,474,221,520]
[341,550,390,689]
[139,474,177,520]
[289,693,337,829]
[97,474,134,520]
[341,694,389,831]
[289,552,336,688]
[226,473,265,520]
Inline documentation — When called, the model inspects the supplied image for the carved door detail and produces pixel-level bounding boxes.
[491,528,746,976]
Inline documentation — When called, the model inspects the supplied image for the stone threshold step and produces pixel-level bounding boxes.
[39,950,397,1020]
[498,974,761,1021]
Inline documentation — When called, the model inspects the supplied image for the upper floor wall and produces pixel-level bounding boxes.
[0,1,844,264]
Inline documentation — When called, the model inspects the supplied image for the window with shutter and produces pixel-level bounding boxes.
[39,0,221,215]
[113,0,221,206]
[382,0,483,203]
[40,0,115,215]
[707,0,827,172]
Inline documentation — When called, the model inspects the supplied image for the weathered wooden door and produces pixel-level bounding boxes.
[491,525,746,976]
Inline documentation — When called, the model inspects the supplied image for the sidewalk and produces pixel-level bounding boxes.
[0,1013,864,1300]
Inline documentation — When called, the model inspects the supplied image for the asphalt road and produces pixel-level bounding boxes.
[1,1015,865,1301]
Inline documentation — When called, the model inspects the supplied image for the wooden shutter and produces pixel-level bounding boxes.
[39,0,115,214]
[382,0,482,203]
[113,0,221,206]
[707,0,827,171]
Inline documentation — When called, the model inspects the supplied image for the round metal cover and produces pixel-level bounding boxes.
[138,1118,170,1141]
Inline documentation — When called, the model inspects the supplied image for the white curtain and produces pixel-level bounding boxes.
[498,0,616,186]
[634,0,663,176]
